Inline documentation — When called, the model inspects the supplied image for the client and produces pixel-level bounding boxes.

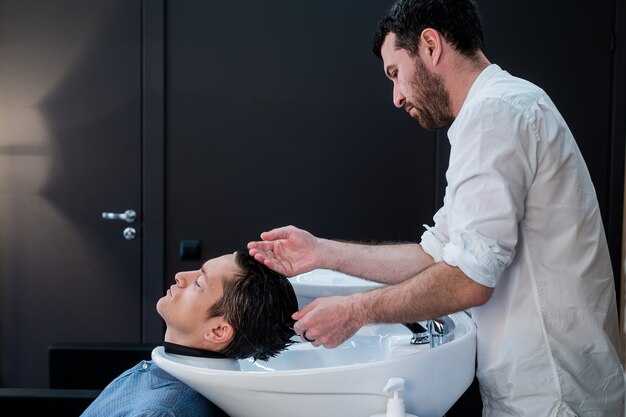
[81,249,298,417]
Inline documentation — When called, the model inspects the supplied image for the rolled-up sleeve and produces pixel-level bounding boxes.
[420,204,450,262]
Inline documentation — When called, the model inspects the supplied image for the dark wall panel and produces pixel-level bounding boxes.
[165,0,622,288]
[165,0,438,278]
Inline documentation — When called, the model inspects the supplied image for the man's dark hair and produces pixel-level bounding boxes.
[207,250,298,361]
[372,0,486,59]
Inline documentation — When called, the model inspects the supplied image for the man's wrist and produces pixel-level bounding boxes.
[316,238,341,270]
[350,291,374,328]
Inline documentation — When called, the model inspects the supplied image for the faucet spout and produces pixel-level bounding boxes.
[403,322,430,344]
[403,316,457,346]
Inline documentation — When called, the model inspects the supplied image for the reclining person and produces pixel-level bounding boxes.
[81,249,298,417]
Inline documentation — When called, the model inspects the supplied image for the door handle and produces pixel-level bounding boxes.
[102,209,137,223]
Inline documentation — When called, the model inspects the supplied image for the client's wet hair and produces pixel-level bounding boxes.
[207,249,298,361]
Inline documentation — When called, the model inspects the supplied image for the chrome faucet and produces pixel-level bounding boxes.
[428,316,455,347]
[404,316,456,347]
[403,321,430,344]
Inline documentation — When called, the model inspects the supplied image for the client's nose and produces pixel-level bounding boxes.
[173,272,187,287]
[174,270,197,287]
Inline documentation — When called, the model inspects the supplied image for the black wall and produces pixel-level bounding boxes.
[163,0,624,304]
[0,0,623,397]
[164,0,436,275]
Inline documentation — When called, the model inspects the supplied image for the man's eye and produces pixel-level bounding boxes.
[195,279,201,288]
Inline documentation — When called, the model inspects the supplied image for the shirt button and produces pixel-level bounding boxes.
[142,362,149,370]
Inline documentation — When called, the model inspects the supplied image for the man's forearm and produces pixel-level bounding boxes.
[355,262,493,325]
[316,238,435,284]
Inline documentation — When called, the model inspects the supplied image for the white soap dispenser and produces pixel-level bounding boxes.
[369,377,418,417]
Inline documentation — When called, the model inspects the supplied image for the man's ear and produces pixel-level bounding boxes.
[420,28,442,65]
[203,317,234,346]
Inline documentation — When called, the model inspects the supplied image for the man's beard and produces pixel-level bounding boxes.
[407,57,454,131]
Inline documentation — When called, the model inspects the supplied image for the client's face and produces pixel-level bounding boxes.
[157,254,240,346]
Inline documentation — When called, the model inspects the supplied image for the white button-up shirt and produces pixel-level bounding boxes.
[421,64,625,416]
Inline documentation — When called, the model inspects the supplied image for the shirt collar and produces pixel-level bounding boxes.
[448,63,502,137]
[463,63,502,104]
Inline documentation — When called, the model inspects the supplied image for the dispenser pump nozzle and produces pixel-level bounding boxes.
[367,377,418,417]
[384,378,406,417]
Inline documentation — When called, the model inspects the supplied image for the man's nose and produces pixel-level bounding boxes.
[393,84,405,108]
[174,272,191,287]
[174,274,183,286]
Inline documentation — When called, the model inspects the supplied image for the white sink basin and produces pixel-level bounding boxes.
[288,268,384,308]
[152,311,476,417]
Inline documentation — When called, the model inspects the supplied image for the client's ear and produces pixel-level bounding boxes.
[203,317,234,346]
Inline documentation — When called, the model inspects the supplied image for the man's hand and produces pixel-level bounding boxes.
[291,294,366,348]
[247,225,321,276]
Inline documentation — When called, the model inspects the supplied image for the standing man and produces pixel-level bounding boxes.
[248,0,625,415]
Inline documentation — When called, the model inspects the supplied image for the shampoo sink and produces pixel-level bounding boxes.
[152,311,476,417]
[153,269,477,417]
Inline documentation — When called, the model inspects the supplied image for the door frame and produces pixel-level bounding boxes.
[141,0,166,342]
